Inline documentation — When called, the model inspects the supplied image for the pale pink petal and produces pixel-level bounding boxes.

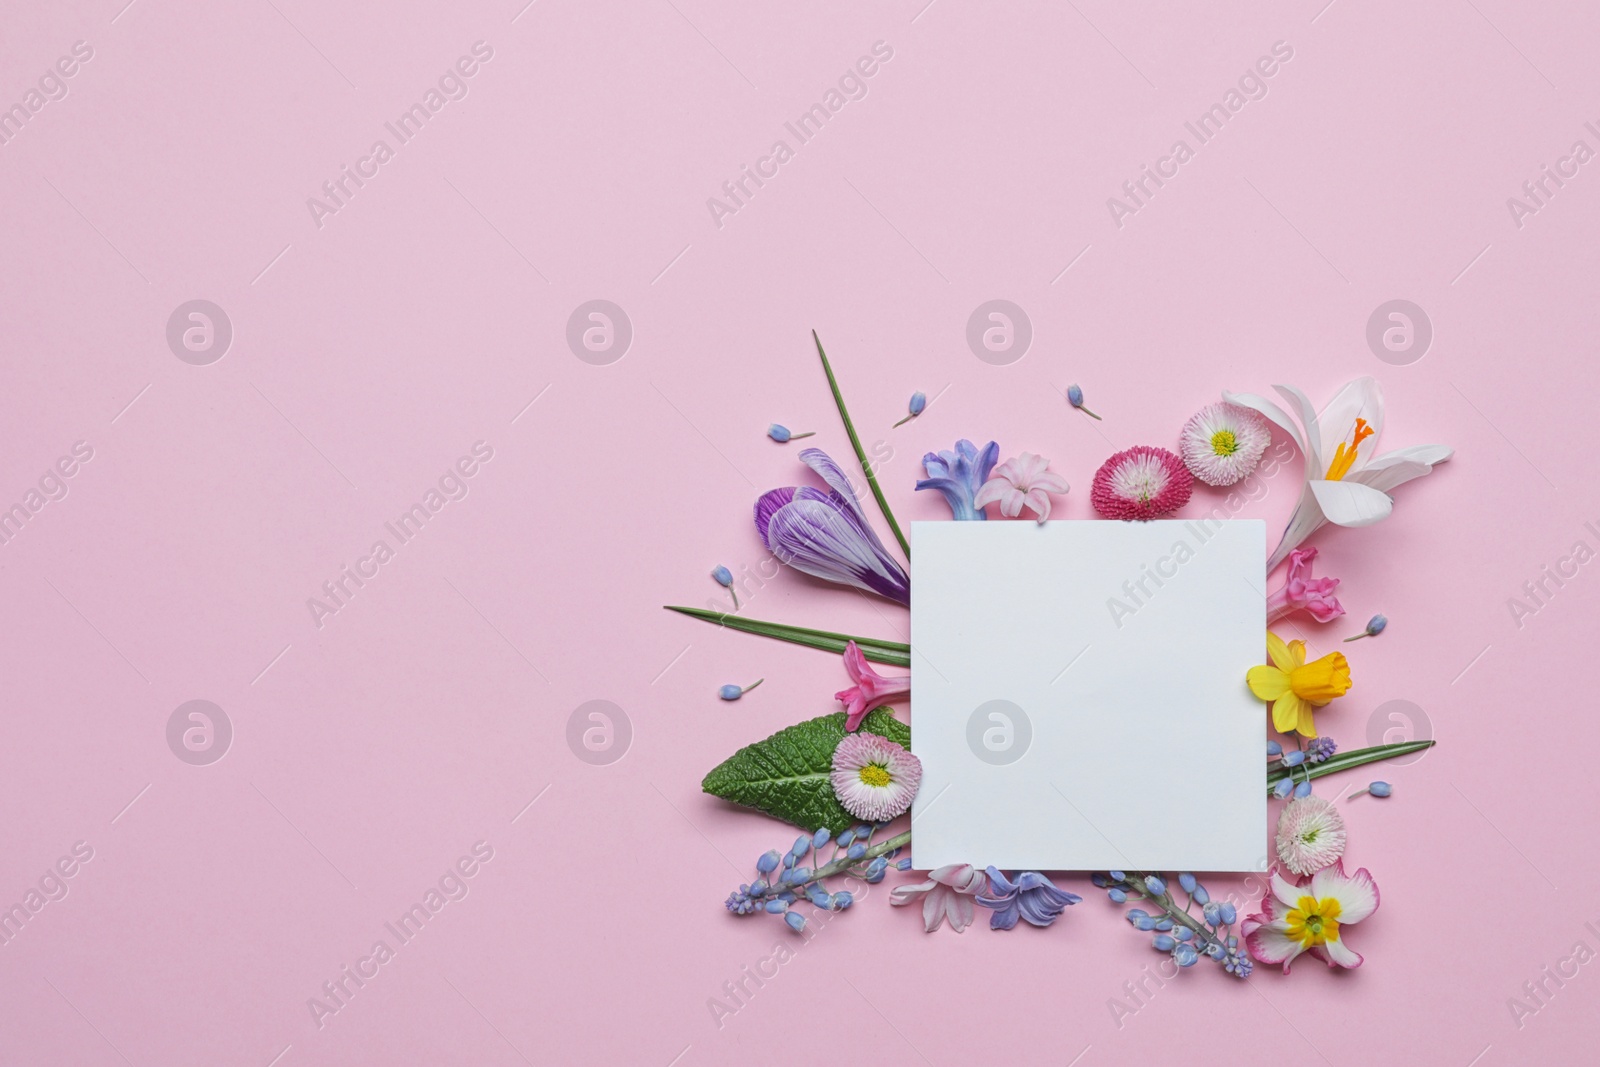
[1311,862,1380,924]
[945,890,975,932]
[1244,919,1306,971]
[1318,936,1363,968]
[1031,470,1070,494]
[889,881,934,906]
[841,640,870,685]
[999,488,1025,517]
[972,479,1007,509]
[922,886,947,931]
[1270,869,1306,910]
[1023,488,1052,523]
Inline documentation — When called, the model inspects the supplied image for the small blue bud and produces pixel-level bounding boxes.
[1154,918,1173,931]
[757,850,781,873]
[711,565,734,588]
[1175,944,1198,967]
[750,879,767,894]
[1134,916,1156,931]
[1368,614,1387,635]
[1369,780,1393,797]
[1282,750,1306,767]
[1127,909,1149,920]
[1202,903,1221,925]
[837,830,854,848]
[790,867,810,882]
[785,911,806,932]
[1144,875,1166,895]
[847,843,866,860]
[1108,870,1126,882]
[1206,943,1227,960]
[1267,740,1283,756]
[833,891,854,909]
[808,888,832,908]
[1090,873,1108,887]
[768,424,813,444]
[1274,778,1295,798]
[896,858,912,870]
[764,899,787,913]
[1174,926,1193,941]
[1192,884,1209,905]
[909,391,927,415]
[1108,888,1127,903]
[812,828,831,851]
[1068,384,1083,406]
[782,851,794,868]
[1178,872,1197,894]
[792,836,811,858]
[719,685,742,700]
[1219,903,1237,925]
[1152,934,1175,951]
[777,891,796,903]
[1294,780,1313,798]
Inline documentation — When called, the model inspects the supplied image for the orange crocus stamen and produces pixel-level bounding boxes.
[1325,418,1374,481]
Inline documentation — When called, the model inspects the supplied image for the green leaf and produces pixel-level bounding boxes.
[812,330,911,559]
[702,707,911,833]
[1265,740,1435,795]
[664,606,910,667]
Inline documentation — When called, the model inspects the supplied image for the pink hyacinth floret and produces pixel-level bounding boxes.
[1090,445,1193,520]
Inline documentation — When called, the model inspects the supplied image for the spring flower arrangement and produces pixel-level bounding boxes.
[669,334,1449,976]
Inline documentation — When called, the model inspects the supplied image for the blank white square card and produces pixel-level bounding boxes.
[910,519,1267,873]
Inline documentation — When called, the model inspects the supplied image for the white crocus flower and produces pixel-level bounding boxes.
[1224,377,1452,570]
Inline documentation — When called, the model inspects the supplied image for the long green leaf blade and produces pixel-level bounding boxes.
[664,606,911,667]
[812,330,911,559]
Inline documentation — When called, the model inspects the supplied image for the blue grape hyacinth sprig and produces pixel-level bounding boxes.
[1094,871,1253,977]
[724,825,911,934]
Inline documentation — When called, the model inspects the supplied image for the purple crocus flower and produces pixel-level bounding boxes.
[755,448,910,606]
[977,868,1082,930]
[915,440,999,520]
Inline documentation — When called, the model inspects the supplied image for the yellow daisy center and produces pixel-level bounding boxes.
[1210,429,1238,456]
[858,763,892,788]
[1285,895,1342,947]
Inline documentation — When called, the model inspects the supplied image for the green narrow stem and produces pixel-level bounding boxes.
[812,330,912,559]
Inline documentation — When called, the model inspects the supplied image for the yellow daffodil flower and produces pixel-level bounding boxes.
[1246,632,1351,737]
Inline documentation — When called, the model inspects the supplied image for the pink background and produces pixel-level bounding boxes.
[2,0,1596,1063]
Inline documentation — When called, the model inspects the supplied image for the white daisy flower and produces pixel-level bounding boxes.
[830,733,922,822]
[1179,402,1272,486]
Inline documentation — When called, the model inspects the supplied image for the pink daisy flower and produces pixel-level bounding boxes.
[1179,402,1271,486]
[1090,445,1193,520]
[1274,794,1347,875]
[973,452,1070,523]
[830,733,921,822]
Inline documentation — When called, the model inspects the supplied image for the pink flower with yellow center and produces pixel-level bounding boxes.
[1244,862,1379,971]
